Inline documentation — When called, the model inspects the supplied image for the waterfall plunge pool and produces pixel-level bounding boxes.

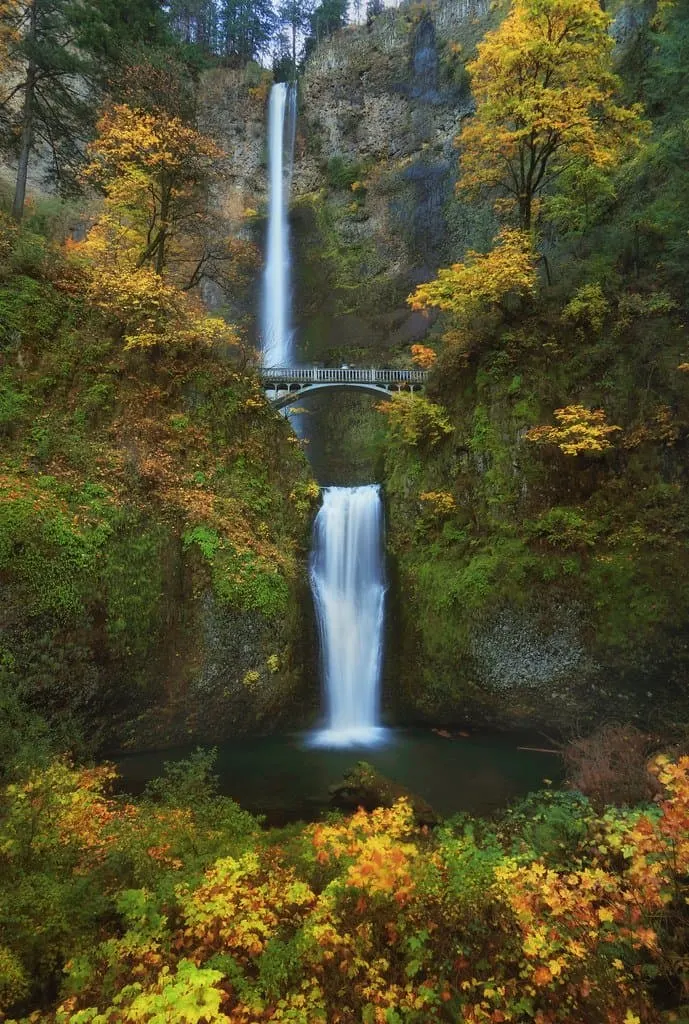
[115,730,562,826]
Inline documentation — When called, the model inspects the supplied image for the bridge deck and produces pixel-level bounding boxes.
[261,367,428,385]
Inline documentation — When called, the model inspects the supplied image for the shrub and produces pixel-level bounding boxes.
[526,506,602,550]
[563,724,658,809]
[326,155,362,191]
[562,282,610,332]
[378,393,454,448]
[0,374,28,436]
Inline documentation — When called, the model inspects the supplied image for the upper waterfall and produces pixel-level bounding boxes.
[261,82,297,368]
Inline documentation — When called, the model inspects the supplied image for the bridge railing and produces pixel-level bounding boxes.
[261,367,428,385]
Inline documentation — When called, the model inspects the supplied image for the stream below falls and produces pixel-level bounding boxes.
[115,731,562,826]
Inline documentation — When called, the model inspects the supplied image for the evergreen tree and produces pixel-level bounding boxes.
[165,0,217,51]
[308,0,347,45]
[217,0,275,64]
[279,0,315,72]
[366,0,384,25]
[74,0,168,69]
[0,0,93,218]
[0,0,171,220]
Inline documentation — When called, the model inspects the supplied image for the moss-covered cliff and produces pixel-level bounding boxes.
[0,212,318,755]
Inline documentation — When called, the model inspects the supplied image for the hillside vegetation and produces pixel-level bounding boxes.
[366,0,689,730]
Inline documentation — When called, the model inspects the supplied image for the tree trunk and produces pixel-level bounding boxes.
[12,0,38,222]
[155,187,170,275]
[519,194,531,232]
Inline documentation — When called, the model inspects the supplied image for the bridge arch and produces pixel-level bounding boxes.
[261,367,428,410]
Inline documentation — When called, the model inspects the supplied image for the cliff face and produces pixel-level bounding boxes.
[290,0,493,361]
[5,0,680,743]
[197,66,271,223]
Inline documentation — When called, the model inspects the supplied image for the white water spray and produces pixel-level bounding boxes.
[309,486,387,747]
[261,82,297,367]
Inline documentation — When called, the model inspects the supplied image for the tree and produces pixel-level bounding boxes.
[0,0,20,67]
[366,0,384,26]
[279,0,315,72]
[0,0,93,219]
[71,0,168,70]
[83,103,221,277]
[308,0,347,45]
[410,344,437,369]
[525,405,622,456]
[79,101,257,328]
[75,105,241,353]
[165,0,217,50]
[217,0,276,63]
[409,228,538,352]
[458,0,645,230]
[110,48,197,120]
[0,0,170,221]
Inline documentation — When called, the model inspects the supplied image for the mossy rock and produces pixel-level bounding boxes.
[329,760,440,825]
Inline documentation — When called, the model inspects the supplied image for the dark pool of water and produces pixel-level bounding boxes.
[115,729,562,825]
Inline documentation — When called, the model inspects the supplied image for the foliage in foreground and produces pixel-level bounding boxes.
[3,753,689,1022]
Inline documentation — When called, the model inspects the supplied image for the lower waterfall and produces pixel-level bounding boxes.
[309,485,387,747]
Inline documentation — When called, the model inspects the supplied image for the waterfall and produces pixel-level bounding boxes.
[309,485,387,747]
[261,82,297,368]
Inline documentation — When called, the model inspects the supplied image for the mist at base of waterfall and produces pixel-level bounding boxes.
[306,725,390,749]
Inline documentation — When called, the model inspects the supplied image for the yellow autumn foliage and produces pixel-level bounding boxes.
[459,0,647,229]
[526,405,622,456]
[408,228,538,347]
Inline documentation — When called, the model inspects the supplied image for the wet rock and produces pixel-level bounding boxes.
[329,760,439,825]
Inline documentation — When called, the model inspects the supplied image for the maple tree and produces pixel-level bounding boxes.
[408,228,538,353]
[377,393,454,448]
[81,262,240,351]
[410,344,437,370]
[81,101,259,302]
[458,0,646,230]
[83,103,222,278]
[526,405,622,456]
[72,102,255,353]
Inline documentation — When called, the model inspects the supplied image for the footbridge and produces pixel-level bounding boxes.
[261,367,428,409]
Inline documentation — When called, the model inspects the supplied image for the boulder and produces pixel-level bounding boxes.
[329,760,439,826]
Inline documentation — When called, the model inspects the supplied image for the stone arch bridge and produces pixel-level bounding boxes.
[261,367,428,410]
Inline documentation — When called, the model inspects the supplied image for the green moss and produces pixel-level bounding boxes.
[212,547,290,619]
[292,192,388,320]
[183,525,222,561]
[325,155,363,191]
[0,480,108,618]
[0,374,29,436]
[103,517,166,658]
[525,507,603,550]
[0,275,67,347]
